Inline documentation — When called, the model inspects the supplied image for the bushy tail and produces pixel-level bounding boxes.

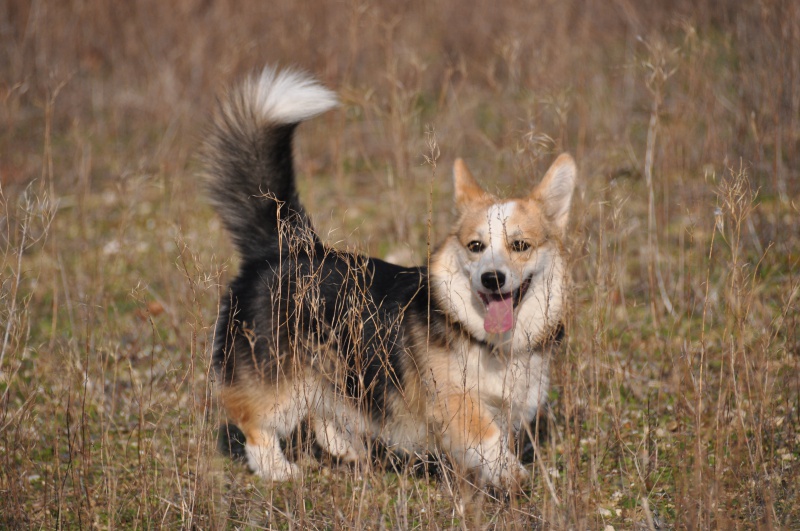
[202,66,338,260]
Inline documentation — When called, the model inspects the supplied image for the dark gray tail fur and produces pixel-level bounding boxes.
[202,67,338,261]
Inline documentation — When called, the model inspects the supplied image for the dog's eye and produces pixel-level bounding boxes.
[466,241,485,253]
[509,240,531,252]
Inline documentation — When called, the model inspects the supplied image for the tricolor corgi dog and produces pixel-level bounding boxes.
[204,66,576,489]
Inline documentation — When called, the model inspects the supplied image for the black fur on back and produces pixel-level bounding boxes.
[203,68,441,422]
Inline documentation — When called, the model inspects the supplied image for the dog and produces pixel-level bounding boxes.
[204,66,576,489]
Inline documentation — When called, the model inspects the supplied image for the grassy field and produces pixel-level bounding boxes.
[1,0,799,528]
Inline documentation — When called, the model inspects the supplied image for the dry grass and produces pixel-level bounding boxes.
[1,0,799,528]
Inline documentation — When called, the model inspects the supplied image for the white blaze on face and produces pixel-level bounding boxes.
[486,201,515,252]
[479,202,516,334]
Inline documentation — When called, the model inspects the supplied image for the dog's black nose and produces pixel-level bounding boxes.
[481,271,506,291]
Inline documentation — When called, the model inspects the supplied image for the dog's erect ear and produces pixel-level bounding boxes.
[530,153,577,233]
[453,158,490,211]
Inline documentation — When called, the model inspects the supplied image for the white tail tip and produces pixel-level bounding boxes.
[243,66,338,124]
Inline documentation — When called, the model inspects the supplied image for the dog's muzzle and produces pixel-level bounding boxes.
[478,273,532,334]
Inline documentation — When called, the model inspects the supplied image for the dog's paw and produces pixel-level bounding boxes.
[494,456,530,491]
[246,443,301,482]
[313,419,365,463]
[472,439,530,492]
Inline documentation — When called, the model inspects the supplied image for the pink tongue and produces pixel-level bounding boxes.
[484,297,514,334]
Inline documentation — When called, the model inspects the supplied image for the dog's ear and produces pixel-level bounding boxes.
[530,153,576,233]
[453,158,490,211]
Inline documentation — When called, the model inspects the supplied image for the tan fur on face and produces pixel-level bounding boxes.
[455,199,553,256]
[453,158,496,212]
[502,200,553,245]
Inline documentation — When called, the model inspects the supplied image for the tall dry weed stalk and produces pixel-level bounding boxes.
[0,183,56,527]
[640,35,678,322]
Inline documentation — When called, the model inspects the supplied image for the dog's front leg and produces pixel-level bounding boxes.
[436,392,529,489]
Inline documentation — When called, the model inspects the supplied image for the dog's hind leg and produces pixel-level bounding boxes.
[314,418,354,461]
[312,389,367,463]
[245,430,300,481]
[220,378,312,481]
[313,417,364,463]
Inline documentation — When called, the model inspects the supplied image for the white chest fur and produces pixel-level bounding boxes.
[450,343,549,431]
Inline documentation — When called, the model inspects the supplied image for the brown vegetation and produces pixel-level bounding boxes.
[1,0,798,528]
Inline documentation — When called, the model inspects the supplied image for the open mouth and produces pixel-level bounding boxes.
[478,276,532,334]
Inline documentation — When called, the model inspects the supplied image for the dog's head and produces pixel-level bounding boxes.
[431,154,576,350]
